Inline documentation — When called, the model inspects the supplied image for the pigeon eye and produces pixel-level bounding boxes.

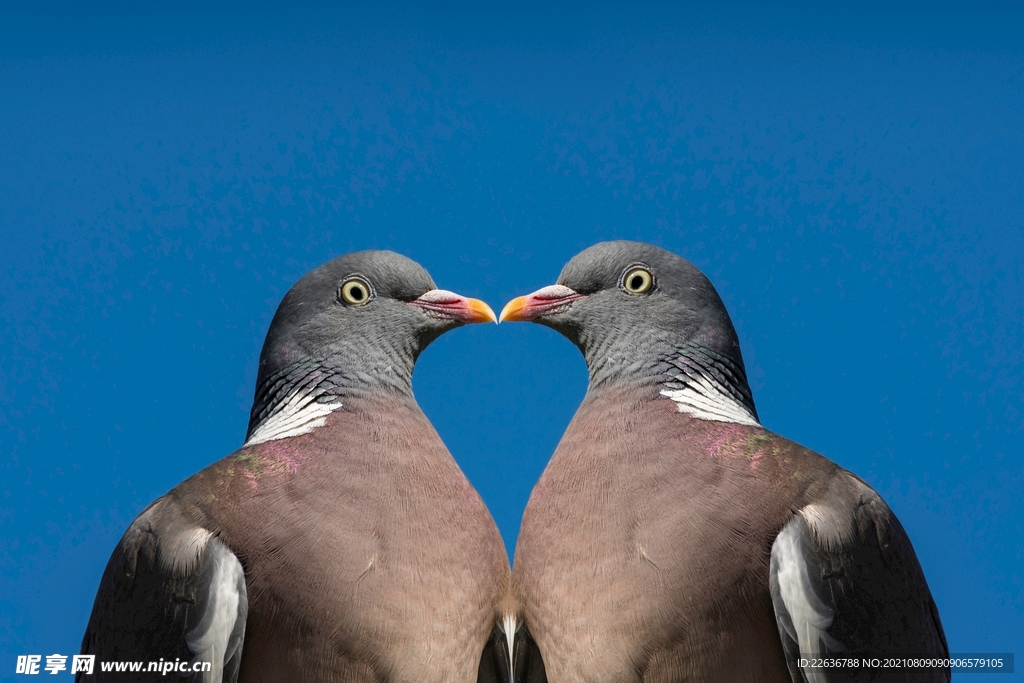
[339,278,372,306]
[622,267,654,295]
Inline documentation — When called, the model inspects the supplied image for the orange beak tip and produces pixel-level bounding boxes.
[499,296,529,324]
[467,298,498,324]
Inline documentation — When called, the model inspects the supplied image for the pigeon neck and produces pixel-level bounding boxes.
[654,341,760,427]
[582,334,759,427]
[244,353,415,446]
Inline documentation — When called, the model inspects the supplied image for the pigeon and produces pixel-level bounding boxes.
[500,241,948,683]
[80,250,514,683]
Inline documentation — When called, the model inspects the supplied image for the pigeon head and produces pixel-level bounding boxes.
[247,250,495,443]
[501,241,757,421]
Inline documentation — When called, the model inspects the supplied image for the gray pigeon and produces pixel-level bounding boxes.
[80,250,513,683]
[500,241,948,683]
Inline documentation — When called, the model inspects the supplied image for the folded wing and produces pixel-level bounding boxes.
[769,471,949,683]
[80,497,247,683]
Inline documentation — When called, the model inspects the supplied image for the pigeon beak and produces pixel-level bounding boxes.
[499,284,584,323]
[410,289,497,324]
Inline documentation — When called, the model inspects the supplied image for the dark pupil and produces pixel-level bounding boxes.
[350,285,365,301]
[630,275,645,290]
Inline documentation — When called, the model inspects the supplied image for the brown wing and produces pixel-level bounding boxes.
[769,470,949,683]
[79,497,247,683]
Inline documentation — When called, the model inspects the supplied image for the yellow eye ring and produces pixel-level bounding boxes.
[622,267,654,294]
[339,278,372,306]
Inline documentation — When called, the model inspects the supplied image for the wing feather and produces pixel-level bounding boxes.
[769,472,949,683]
[79,497,247,683]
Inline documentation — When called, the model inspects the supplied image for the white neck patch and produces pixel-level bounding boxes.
[244,389,342,447]
[660,372,760,427]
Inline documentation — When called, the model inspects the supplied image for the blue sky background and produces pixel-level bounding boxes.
[1,2,1021,678]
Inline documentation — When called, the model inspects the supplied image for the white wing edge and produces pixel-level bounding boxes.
[770,516,844,683]
[184,537,248,683]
